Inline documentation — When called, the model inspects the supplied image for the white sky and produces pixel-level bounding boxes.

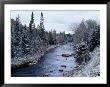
[11,11,100,34]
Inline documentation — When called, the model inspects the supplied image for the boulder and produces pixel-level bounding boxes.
[59,69,63,72]
[61,65,66,68]
[62,54,71,57]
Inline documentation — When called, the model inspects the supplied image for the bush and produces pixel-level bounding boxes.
[89,25,100,52]
[74,42,90,65]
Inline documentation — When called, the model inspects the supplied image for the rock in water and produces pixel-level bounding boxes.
[62,54,71,57]
[61,65,66,68]
[59,69,63,72]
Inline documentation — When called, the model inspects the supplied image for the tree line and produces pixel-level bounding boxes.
[11,12,73,59]
[72,19,100,64]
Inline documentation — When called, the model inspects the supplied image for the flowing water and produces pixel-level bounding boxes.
[12,43,76,77]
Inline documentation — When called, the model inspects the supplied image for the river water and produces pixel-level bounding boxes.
[12,43,76,77]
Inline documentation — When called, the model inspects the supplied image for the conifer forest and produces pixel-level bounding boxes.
[11,11,100,77]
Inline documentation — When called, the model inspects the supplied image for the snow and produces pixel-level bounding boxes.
[72,46,100,77]
[12,43,76,77]
[63,46,100,77]
[11,45,59,67]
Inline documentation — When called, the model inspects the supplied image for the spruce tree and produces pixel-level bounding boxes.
[39,12,45,40]
[12,15,22,58]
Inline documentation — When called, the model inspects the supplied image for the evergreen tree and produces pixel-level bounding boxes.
[89,25,100,51]
[29,12,35,35]
[22,25,31,55]
[52,29,57,45]
[11,15,22,58]
[39,12,45,40]
[48,30,54,45]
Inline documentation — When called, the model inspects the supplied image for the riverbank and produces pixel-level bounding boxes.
[12,43,76,77]
[11,45,59,72]
[64,47,100,77]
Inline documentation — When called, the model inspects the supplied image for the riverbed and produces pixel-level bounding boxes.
[12,43,76,77]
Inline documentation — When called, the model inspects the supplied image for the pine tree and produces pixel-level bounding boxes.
[29,12,35,35]
[89,25,100,51]
[39,12,45,40]
[52,29,57,45]
[12,15,23,58]
[48,31,54,45]
[22,25,31,55]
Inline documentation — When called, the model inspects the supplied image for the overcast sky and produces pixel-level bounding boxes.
[11,11,100,34]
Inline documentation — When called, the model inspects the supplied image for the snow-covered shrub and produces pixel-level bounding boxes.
[74,42,90,65]
[73,47,100,77]
[89,25,100,52]
[72,19,100,64]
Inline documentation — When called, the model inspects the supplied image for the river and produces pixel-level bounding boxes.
[12,43,76,77]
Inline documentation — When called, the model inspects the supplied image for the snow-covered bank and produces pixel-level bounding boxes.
[11,45,59,70]
[64,47,100,77]
[73,47,100,77]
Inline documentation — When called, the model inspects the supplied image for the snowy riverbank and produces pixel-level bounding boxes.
[12,43,76,77]
[64,46,100,77]
[11,45,59,71]
[73,47,100,77]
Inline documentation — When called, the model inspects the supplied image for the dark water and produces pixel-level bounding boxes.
[12,43,76,77]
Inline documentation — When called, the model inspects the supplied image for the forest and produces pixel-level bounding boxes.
[11,12,100,77]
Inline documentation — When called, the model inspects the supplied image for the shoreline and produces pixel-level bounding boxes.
[11,44,59,73]
[63,47,100,77]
